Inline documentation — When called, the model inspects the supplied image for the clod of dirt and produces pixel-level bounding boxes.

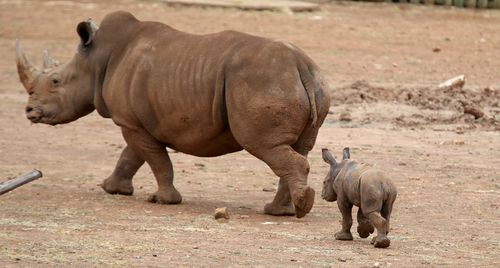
[462,103,484,119]
[339,112,352,122]
[214,207,230,220]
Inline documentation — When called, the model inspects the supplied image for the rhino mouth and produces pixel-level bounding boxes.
[26,107,54,125]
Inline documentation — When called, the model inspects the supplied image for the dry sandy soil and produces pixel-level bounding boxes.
[1,0,499,267]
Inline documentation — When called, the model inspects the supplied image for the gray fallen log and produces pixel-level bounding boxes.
[0,170,43,195]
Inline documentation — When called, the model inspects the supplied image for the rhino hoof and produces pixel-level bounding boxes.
[293,187,315,218]
[147,189,182,204]
[101,176,134,195]
[373,236,391,248]
[264,202,295,216]
[335,231,354,241]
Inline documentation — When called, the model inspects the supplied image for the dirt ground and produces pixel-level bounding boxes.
[1,0,499,267]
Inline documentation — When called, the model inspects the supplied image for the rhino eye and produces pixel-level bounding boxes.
[52,78,61,86]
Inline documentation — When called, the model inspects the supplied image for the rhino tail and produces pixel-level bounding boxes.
[297,57,319,128]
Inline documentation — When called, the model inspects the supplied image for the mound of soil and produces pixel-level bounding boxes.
[331,80,500,130]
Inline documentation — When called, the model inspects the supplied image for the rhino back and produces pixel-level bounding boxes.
[100,19,291,155]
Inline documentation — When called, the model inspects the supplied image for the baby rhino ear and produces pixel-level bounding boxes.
[322,148,337,166]
[342,147,350,160]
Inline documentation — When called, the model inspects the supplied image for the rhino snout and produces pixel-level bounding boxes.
[26,105,42,122]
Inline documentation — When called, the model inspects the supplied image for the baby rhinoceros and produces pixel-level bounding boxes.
[321,147,397,248]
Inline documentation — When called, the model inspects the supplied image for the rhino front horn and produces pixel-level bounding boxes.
[15,40,39,90]
[42,50,59,69]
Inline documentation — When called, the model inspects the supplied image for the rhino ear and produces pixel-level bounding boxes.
[77,18,99,49]
[322,148,337,166]
[342,147,350,160]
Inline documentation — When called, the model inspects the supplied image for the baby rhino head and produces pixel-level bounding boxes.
[321,147,350,202]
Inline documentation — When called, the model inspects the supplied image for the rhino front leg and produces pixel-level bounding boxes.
[121,128,182,204]
[101,145,145,195]
[335,201,354,240]
[264,178,295,216]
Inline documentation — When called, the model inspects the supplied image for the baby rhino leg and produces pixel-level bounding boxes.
[334,201,354,240]
[357,208,374,238]
[367,211,390,248]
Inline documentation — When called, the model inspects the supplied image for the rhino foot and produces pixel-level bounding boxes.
[357,222,375,238]
[264,202,295,216]
[335,231,354,241]
[293,186,315,218]
[101,176,134,195]
[372,236,390,248]
[147,188,182,204]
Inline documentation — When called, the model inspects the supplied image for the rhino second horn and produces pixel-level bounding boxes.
[15,40,39,90]
[42,50,59,69]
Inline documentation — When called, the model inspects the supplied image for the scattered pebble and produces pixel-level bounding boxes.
[261,221,278,225]
[339,112,352,122]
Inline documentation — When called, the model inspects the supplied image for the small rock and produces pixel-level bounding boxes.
[262,187,276,192]
[373,262,381,268]
[214,207,230,220]
[433,47,441,53]
[338,257,347,262]
[194,163,205,168]
[152,254,158,257]
[463,104,484,119]
[193,246,199,249]
[339,112,352,122]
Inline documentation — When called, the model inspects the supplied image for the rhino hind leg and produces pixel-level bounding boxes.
[366,211,390,248]
[101,145,144,195]
[254,144,315,218]
[264,178,295,216]
[357,208,374,238]
[381,193,397,235]
[121,128,182,204]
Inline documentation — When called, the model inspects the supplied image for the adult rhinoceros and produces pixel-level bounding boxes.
[16,11,330,218]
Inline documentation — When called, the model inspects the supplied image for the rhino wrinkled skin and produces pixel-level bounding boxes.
[16,11,330,218]
[321,148,397,247]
